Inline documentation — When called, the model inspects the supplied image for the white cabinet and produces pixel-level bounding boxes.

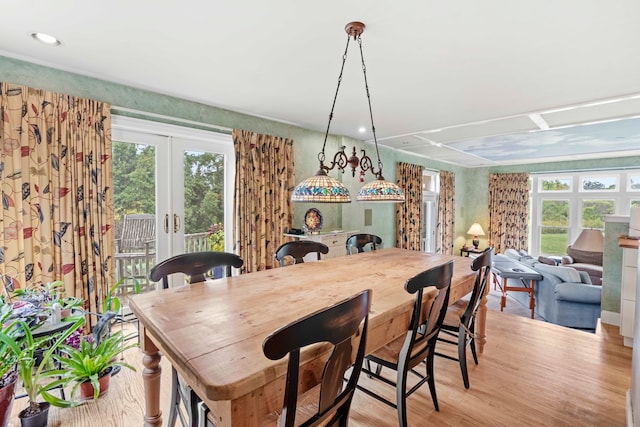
[621,247,637,347]
[283,230,358,261]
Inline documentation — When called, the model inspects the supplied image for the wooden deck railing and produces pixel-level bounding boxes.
[115,232,212,295]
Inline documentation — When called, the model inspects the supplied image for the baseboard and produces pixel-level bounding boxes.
[600,310,620,326]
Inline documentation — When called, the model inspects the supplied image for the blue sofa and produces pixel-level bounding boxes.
[495,251,602,329]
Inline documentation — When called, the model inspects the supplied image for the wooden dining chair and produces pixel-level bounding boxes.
[436,247,493,389]
[345,233,382,255]
[357,261,453,427]
[275,240,329,266]
[148,251,244,427]
[262,289,371,427]
[148,250,243,289]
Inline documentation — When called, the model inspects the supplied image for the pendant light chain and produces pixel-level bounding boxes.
[319,36,352,165]
[357,36,384,176]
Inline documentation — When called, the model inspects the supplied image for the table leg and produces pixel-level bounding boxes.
[140,326,163,427]
[529,279,535,319]
[477,276,489,353]
[500,277,507,312]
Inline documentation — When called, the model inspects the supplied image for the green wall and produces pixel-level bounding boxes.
[0,55,461,251]
[603,218,628,313]
[3,55,636,316]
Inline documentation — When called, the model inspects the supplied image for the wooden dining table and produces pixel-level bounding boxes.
[130,248,482,427]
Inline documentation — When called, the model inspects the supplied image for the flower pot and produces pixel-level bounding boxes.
[79,367,112,400]
[18,402,50,427]
[0,374,17,427]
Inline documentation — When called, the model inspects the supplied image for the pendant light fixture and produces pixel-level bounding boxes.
[291,21,405,203]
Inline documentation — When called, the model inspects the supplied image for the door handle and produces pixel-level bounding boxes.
[173,214,181,233]
[164,214,169,234]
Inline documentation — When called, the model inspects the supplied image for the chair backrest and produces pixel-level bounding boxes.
[262,289,371,427]
[275,241,329,267]
[460,248,493,325]
[117,214,156,253]
[345,233,382,255]
[403,261,454,370]
[148,251,244,289]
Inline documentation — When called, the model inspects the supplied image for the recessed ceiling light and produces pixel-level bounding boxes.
[31,32,62,46]
[358,126,366,133]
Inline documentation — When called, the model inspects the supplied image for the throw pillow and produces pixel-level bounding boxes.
[537,256,556,266]
[535,263,583,283]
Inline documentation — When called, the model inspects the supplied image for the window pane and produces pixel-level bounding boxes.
[629,175,640,191]
[540,178,571,192]
[580,176,617,191]
[582,200,614,228]
[540,200,569,255]
[632,200,640,209]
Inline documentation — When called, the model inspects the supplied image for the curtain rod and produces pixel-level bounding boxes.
[111,106,233,135]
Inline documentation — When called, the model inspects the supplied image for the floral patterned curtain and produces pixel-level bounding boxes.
[232,129,294,273]
[488,173,530,254]
[436,170,455,255]
[396,162,423,250]
[0,83,114,317]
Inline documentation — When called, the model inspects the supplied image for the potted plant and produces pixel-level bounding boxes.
[56,330,137,400]
[0,313,86,427]
[0,299,19,427]
[58,297,84,319]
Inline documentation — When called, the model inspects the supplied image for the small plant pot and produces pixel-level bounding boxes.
[79,367,112,400]
[0,375,17,427]
[18,402,50,427]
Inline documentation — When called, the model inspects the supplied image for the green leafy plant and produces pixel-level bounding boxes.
[207,222,224,252]
[56,330,137,400]
[102,277,140,314]
[0,313,86,417]
[0,298,19,388]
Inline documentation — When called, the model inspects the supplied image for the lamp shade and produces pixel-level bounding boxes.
[467,223,485,237]
[572,229,604,252]
[291,170,351,203]
[356,177,405,202]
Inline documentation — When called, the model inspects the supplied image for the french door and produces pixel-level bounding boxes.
[111,116,234,289]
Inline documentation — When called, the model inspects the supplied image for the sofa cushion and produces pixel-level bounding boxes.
[534,263,583,283]
[504,248,521,260]
[554,282,602,304]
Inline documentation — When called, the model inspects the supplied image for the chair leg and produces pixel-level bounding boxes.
[396,367,409,427]
[189,389,200,427]
[426,353,439,412]
[470,321,479,365]
[458,325,470,389]
[168,367,179,427]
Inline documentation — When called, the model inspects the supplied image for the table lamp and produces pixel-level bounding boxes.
[467,223,485,248]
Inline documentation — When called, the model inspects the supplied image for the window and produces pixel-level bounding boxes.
[580,175,617,192]
[540,200,569,255]
[529,170,640,255]
[539,178,571,192]
[581,199,614,228]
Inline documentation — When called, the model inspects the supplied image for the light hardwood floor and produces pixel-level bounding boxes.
[7,307,631,426]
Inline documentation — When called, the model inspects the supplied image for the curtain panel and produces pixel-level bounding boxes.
[395,162,423,251]
[232,129,294,273]
[0,83,114,317]
[488,172,530,254]
[436,170,455,255]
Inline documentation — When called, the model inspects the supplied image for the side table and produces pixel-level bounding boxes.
[460,248,483,257]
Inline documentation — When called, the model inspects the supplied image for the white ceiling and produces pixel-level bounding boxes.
[2,0,640,167]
